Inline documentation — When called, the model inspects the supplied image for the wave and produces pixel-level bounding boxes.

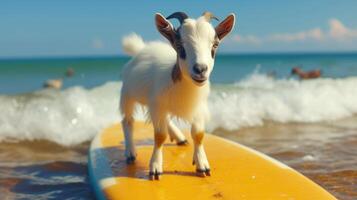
[0,82,122,146]
[209,74,357,130]
[1,74,357,146]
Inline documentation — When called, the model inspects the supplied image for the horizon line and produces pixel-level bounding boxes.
[1,51,357,60]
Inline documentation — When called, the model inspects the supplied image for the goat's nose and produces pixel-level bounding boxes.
[193,64,208,75]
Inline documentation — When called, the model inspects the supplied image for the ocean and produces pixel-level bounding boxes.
[1,53,357,199]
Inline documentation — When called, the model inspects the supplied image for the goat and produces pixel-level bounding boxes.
[120,12,235,180]
[291,66,321,79]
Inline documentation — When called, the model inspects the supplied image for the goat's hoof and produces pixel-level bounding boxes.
[196,168,211,177]
[126,156,136,164]
[177,139,188,146]
[149,170,162,180]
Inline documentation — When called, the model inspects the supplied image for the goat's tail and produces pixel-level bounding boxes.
[122,33,145,56]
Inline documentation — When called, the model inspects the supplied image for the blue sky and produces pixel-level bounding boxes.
[1,0,357,58]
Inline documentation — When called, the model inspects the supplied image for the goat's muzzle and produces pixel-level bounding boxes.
[191,64,208,85]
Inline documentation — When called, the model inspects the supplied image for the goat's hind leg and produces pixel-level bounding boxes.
[122,117,136,164]
[168,120,188,145]
[120,97,136,164]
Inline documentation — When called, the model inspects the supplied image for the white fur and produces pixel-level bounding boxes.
[121,39,210,123]
[122,33,146,56]
[120,37,210,175]
[179,17,217,80]
[119,14,234,178]
[168,120,186,142]
[193,144,210,170]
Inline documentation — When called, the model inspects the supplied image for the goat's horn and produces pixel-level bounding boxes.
[166,12,188,24]
[202,11,219,22]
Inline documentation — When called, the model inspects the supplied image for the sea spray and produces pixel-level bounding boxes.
[1,74,357,146]
[209,74,357,130]
[0,82,122,146]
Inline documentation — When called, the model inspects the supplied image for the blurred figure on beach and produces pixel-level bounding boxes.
[66,67,75,77]
[291,66,321,80]
[43,67,75,89]
[43,78,63,89]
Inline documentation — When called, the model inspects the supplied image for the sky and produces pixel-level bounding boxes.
[1,0,357,58]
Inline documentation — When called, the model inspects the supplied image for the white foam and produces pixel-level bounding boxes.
[1,74,357,146]
[208,73,357,130]
[0,82,122,146]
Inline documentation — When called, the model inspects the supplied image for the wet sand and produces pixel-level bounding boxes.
[1,117,356,199]
[0,141,93,199]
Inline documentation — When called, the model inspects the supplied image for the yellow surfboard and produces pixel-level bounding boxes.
[88,121,337,200]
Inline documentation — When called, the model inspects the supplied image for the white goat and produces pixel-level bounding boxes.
[120,12,235,180]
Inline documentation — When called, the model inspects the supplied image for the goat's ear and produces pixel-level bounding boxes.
[155,13,175,44]
[215,13,235,40]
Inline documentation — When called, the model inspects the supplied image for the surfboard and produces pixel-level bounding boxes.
[88,121,337,200]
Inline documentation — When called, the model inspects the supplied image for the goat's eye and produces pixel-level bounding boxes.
[176,43,186,59]
[211,43,219,58]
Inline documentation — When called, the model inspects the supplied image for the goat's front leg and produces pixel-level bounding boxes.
[149,120,168,180]
[191,118,210,177]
